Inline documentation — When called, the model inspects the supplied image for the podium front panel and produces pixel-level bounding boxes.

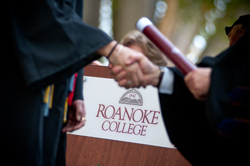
[66,65,191,166]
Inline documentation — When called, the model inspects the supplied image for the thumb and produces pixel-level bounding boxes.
[125,54,143,66]
[73,100,84,121]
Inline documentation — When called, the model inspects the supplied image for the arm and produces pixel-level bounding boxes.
[11,1,147,89]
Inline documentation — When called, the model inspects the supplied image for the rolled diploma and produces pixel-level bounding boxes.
[136,17,197,75]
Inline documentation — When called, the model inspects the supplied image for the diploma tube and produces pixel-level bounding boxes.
[136,17,197,75]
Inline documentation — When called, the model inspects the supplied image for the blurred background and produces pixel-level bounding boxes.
[83,0,250,66]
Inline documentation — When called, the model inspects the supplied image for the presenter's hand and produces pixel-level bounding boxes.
[184,67,212,101]
[62,99,86,133]
[109,53,161,88]
[97,41,145,88]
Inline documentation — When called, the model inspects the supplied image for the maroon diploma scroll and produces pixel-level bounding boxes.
[136,17,196,75]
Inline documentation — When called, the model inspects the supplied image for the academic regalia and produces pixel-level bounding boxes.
[159,31,250,165]
[207,31,250,138]
[1,0,112,165]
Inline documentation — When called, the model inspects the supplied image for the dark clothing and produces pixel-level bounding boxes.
[159,31,250,165]
[207,31,250,137]
[43,81,70,166]
[8,0,112,89]
[1,0,112,165]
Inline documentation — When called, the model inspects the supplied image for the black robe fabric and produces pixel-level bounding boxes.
[1,0,112,165]
[207,31,250,138]
[159,31,250,165]
[8,0,112,89]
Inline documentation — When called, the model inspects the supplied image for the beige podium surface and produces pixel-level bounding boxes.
[66,65,192,166]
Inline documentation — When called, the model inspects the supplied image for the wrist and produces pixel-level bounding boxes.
[96,41,117,57]
[108,44,124,63]
[152,66,164,87]
[107,42,119,59]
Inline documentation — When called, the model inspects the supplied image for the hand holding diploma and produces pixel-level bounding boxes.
[184,67,212,100]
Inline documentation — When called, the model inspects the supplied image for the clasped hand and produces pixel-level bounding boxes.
[107,43,212,102]
[107,44,161,89]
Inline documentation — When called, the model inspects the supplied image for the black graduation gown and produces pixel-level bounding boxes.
[159,31,250,165]
[1,0,112,165]
[207,31,250,138]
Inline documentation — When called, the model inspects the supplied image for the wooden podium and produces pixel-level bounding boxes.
[66,65,192,166]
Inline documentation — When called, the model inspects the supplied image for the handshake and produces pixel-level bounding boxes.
[97,40,212,101]
[97,41,162,89]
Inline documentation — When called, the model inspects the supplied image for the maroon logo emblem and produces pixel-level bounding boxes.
[119,89,143,106]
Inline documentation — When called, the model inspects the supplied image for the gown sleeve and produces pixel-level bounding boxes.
[9,0,113,89]
[73,68,84,101]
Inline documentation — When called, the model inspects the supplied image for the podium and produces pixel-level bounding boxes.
[66,65,192,166]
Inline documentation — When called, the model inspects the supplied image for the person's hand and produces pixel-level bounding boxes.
[184,67,212,101]
[97,41,146,88]
[62,99,86,133]
[109,46,149,88]
[109,53,161,88]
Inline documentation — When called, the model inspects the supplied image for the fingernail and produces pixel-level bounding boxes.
[77,115,81,121]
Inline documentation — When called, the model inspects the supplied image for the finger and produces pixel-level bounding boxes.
[126,63,139,87]
[73,120,86,131]
[113,65,123,74]
[63,126,74,133]
[62,119,79,133]
[133,65,144,88]
[118,79,128,87]
[74,100,84,121]
[62,120,73,133]
[133,63,145,88]
[63,118,86,133]
[136,65,146,87]
[111,65,125,75]
[125,53,142,66]
[114,70,127,82]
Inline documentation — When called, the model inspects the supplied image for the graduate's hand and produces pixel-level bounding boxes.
[184,67,212,101]
[97,41,146,88]
[110,46,148,88]
[62,99,86,133]
[109,53,161,88]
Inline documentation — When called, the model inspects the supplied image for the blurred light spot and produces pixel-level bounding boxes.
[99,0,113,65]
[205,10,216,22]
[215,0,227,11]
[154,1,167,22]
[193,35,207,50]
[156,1,168,13]
[211,8,225,18]
[205,21,216,35]
[100,6,112,17]
[187,53,199,64]
[99,0,113,37]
